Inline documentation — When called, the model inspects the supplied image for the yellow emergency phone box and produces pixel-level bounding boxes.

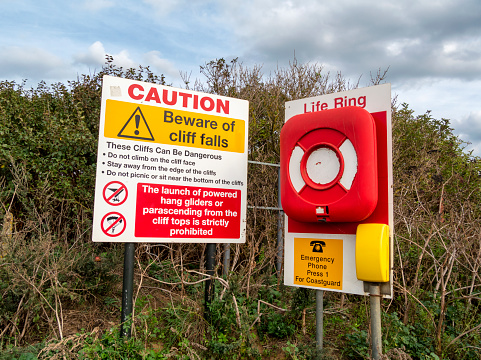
[355,223,390,282]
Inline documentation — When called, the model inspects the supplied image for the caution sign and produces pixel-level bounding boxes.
[103,181,128,206]
[101,212,127,237]
[117,107,154,141]
[294,237,343,290]
[92,76,249,244]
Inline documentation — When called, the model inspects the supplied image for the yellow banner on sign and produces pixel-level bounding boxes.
[104,100,245,153]
[294,238,343,290]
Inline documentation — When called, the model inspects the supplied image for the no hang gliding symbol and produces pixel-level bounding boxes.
[103,181,128,206]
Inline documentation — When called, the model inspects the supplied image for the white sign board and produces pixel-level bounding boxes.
[283,84,393,296]
[92,76,249,243]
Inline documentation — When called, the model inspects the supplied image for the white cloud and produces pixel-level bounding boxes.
[386,39,422,57]
[452,111,481,155]
[82,0,114,11]
[74,41,106,67]
[394,78,481,156]
[111,50,137,70]
[141,0,182,14]
[215,0,481,84]
[143,51,180,80]
[73,43,183,83]
[74,41,137,70]
[458,111,481,139]
[0,46,70,80]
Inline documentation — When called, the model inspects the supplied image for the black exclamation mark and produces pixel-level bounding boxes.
[134,114,140,135]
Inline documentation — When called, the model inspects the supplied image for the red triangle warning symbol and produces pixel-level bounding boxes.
[117,107,154,141]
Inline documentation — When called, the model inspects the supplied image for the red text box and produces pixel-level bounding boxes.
[135,183,241,238]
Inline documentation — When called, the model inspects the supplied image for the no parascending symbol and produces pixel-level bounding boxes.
[101,212,126,237]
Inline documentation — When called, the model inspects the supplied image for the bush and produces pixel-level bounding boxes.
[1,57,481,359]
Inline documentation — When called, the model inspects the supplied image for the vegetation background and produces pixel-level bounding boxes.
[0,57,480,359]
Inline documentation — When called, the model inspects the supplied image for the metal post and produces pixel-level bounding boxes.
[276,167,284,274]
[223,243,230,276]
[369,282,383,360]
[204,243,216,318]
[120,243,135,338]
[316,290,324,350]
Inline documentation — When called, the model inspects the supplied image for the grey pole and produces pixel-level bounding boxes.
[369,282,383,359]
[120,243,135,338]
[276,167,284,274]
[316,290,324,350]
[223,243,230,276]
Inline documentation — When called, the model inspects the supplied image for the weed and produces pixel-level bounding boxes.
[0,343,43,360]
[258,312,296,339]
[344,330,370,359]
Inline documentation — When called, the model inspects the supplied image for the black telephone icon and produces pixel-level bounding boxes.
[310,240,326,253]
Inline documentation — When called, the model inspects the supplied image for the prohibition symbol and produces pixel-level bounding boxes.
[103,181,128,206]
[117,107,155,141]
[101,212,126,237]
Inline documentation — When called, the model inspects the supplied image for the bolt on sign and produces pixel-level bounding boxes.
[281,84,393,296]
[92,76,249,243]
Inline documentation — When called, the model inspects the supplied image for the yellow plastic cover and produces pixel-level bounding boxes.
[355,224,390,282]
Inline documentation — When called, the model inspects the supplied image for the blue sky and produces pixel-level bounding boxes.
[2,0,481,155]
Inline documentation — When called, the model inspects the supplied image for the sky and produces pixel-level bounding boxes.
[1,0,481,156]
